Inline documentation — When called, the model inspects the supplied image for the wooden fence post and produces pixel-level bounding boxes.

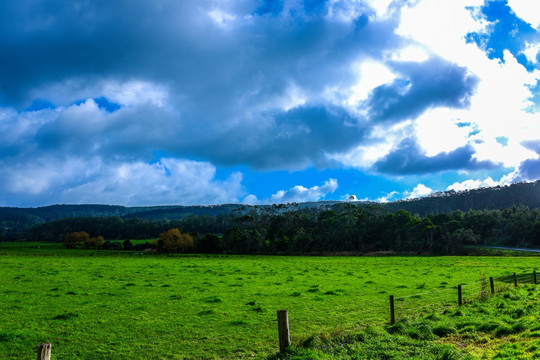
[514,273,518,287]
[489,277,494,294]
[534,270,537,285]
[458,285,463,306]
[37,343,51,360]
[389,295,395,325]
[277,310,290,352]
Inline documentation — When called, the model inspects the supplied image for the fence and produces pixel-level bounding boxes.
[389,270,537,325]
[276,269,537,352]
[35,270,538,358]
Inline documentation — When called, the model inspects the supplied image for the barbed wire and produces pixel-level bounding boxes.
[396,293,456,308]
[397,300,455,316]
[396,286,457,299]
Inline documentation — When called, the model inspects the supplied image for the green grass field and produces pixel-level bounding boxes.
[0,243,538,359]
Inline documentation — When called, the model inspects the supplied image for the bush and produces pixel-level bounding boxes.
[63,232,105,249]
[122,239,134,251]
[103,241,122,250]
[197,233,221,253]
[134,242,155,251]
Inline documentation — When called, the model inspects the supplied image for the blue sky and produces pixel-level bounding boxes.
[0,0,539,207]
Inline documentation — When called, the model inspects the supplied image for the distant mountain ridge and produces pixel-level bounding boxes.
[1,180,539,237]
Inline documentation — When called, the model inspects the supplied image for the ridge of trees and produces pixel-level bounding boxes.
[19,203,540,255]
[1,180,539,246]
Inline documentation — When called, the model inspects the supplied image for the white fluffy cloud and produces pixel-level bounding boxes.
[372,183,433,202]
[446,176,513,192]
[0,157,244,206]
[375,190,399,203]
[332,0,540,176]
[62,158,244,206]
[407,184,434,199]
[394,0,540,180]
[103,81,168,108]
[346,61,396,105]
[243,179,338,204]
[523,42,540,64]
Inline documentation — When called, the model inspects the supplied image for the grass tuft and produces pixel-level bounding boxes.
[53,312,79,320]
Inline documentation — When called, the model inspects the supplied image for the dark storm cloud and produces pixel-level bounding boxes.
[374,138,497,175]
[0,0,393,108]
[195,106,369,170]
[365,58,479,123]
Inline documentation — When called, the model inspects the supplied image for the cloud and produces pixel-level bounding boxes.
[522,42,540,64]
[376,190,400,203]
[241,194,259,205]
[243,178,338,204]
[407,183,433,199]
[518,158,540,181]
[0,0,412,173]
[20,101,370,170]
[373,137,497,175]
[0,0,538,206]
[466,0,540,70]
[522,140,540,154]
[365,183,433,203]
[270,178,338,203]
[516,140,540,181]
[0,156,244,207]
[364,58,478,123]
[414,107,471,156]
[371,184,432,202]
[396,0,540,163]
[446,177,501,192]
[206,106,369,170]
[507,0,540,30]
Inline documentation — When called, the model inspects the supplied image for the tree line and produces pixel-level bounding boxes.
[1,180,539,242]
[17,203,540,255]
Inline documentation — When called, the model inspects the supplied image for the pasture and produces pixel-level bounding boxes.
[0,243,538,359]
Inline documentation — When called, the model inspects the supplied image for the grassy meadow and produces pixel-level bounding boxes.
[0,242,538,359]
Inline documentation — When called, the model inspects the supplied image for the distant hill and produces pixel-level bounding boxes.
[1,180,539,238]
[384,180,540,216]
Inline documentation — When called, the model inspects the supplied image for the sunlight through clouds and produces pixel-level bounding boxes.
[347,61,396,105]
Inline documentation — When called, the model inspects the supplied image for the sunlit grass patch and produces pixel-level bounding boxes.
[0,243,538,359]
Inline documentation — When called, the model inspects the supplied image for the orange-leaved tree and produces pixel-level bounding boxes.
[64,231,90,249]
[86,235,105,249]
[158,228,194,253]
[64,232,105,249]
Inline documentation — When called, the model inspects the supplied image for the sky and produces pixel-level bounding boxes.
[0,0,539,207]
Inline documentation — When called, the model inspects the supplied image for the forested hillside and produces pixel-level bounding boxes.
[1,180,539,246]
[385,180,540,216]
